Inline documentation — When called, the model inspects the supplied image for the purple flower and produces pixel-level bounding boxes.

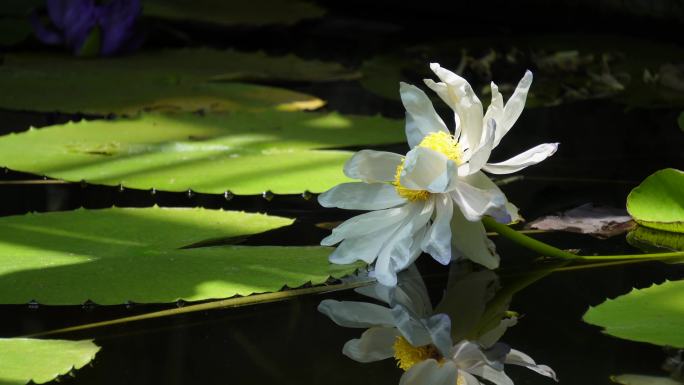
[31,0,143,56]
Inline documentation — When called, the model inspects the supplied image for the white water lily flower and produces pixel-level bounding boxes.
[319,64,558,286]
[318,265,557,385]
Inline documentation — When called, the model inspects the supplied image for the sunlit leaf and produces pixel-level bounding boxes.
[143,0,325,26]
[0,338,99,385]
[627,226,684,254]
[583,280,684,348]
[0,207,360,305]
[627,169,684,233]
[612,374,682,385]
[0,111,403,194]
[0,49,359,115]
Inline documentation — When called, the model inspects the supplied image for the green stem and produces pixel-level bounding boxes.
[481,216,578,259]
[481,216,684,262]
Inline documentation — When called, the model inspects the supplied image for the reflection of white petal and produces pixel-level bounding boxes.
[459,119,496,176]
[451,208,499,269]
[425,63,483,152]
[342,326,399,363]
[505,349,558,381]
[460,371,484,385]
[478,318,518,349]
[399,359,459,385]
[318,182,406,210]
[322,205,410,245]
[421,194,454,265]
[400,82,449,147]
[401,147,458,193]
[318,299,395,328]
[495,70,533,147]
[483,143,559,175]
[468,366,514,385]
[344,149,404,182]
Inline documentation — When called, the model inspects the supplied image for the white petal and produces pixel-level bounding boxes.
[344,149,404,182]
[421,194,454,265]
[449,177,506,222]
[459,371,484,385]
[483,82,504,137]
[328,227,397,264]
[400,147,458,193]
[322,205,410,245]
[495,70,533,147]
[450,208,499,269]
[400,82,449,147]
[317,299,394,328]
[391,304,433,347]
[461,171,516,224]
[505,349,558,381]
[374,201,434,286]
[318,182,406,210]
[459,119,496,176]
[342,326,400,363]
[399,359,459,385]
[426,63,483,151]
[482,143,559,175]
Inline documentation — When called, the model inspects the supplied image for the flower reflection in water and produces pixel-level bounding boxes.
[319,264,557,385]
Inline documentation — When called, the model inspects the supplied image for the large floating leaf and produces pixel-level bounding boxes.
[583,280,684,348]
[0,207,359,305]
[0,49,359,114]
[143,0,325,26]
[0,111,403,194]
[0,338,99,385]
[627,169,684,233]
[612,374,682,385]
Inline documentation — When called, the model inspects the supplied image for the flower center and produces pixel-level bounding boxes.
[393,336,442,371]
[418,131,463,164]
[393,132,463,201]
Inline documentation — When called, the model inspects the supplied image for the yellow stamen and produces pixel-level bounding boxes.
[393,131,463,201]
[393,336,442,371]
[394,163,430,201]
[417,131,463,164]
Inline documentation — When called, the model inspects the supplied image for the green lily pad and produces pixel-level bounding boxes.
[678,112,684,131]
[583,280,684,348]
[0,49,359,115]
[0,207,359,305]
[627,169,684,233]
[627,225,684,254]
[143,0,325,26]
[0,338,99,385]
[0,111,403,195]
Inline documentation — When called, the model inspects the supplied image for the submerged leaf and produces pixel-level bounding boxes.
[0,49,359,115]
[0,338,99,384]
[0,111,403,194]
[527,203,634,238]
[583,280,684,348]
[627,169,684,233]
[143,0,325,26]
[0,207,360,305]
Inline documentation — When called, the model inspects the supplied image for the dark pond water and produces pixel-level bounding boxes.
[2,1,684,384]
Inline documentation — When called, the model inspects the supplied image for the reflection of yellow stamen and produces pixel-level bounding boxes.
[456,374,466,385]
[393,336,442,371]
[393,131,463,201]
